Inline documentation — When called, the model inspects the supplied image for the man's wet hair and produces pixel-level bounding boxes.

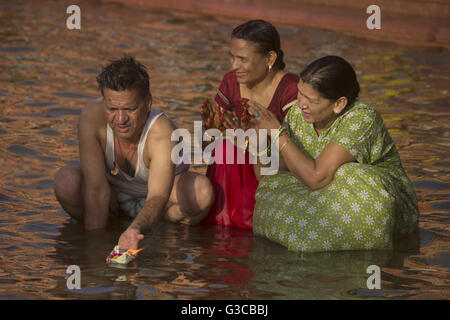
[96,55,150,101]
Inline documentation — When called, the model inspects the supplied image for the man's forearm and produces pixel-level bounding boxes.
[129,196,168,234]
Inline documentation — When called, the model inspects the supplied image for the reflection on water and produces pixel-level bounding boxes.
[0,0,449,300]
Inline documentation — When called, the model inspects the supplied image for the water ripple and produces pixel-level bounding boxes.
[0,0,448,301]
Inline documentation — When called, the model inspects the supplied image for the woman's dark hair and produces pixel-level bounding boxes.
[231,19,285,70]
[300,55,360,108]
[96,55,150,102]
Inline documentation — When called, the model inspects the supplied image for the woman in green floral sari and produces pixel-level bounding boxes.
[248,56,419,253]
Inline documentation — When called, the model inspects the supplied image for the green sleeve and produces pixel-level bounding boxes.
[330,103,380,164]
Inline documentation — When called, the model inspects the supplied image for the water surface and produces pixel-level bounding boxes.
[0,0,449,300]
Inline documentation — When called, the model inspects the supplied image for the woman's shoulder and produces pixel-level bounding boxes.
[216,70,239,109]
[271,72,300,116]
[341,101,379,121]
[351,101,376,111]
[218,70,239,94]
[278,72,300,91]
[281,72,300,83]
[335,101,386,135]
[221,70,237,83]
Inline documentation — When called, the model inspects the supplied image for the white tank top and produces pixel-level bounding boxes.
[104,108,189,202]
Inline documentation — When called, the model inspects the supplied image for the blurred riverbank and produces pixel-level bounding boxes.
[103,0,450,49]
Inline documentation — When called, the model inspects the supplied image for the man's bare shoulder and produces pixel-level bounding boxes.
[143,112,177,163]
[80,97,104,120]
[79,97,107,130]
[148,113,177,140]
[78,97,107,144]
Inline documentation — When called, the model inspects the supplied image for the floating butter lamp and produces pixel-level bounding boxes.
[110,161,119,175]
[106,245,143,265]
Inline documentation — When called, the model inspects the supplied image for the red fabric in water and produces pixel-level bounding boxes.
[202,71,299,229]
[203,140,258,229]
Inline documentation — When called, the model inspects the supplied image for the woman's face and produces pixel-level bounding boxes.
[297,80,337,126]
[229,38,270,85]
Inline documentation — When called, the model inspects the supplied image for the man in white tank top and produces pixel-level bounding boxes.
[54,56,214,251]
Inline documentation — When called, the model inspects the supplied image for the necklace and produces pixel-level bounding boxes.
[111,134,138,176]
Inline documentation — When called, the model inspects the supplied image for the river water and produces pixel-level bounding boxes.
[0,0,449,299]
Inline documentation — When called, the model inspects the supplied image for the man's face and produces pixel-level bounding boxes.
[103,88,150,140]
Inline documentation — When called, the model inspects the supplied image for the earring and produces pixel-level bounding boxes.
[268,65,272,72]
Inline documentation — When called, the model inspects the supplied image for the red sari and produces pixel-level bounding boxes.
[202,70,299,229]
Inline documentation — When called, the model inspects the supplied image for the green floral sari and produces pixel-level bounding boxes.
[253,101,419,252]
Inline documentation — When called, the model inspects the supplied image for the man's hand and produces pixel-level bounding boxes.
[118,227,144,250]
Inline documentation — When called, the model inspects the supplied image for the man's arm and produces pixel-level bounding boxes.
[118,115,177,249]
[78,100,111,230]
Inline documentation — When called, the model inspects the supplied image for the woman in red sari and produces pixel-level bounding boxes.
[201,20,299,229]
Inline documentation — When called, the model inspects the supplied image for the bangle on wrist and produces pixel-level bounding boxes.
[279,138,291,152]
